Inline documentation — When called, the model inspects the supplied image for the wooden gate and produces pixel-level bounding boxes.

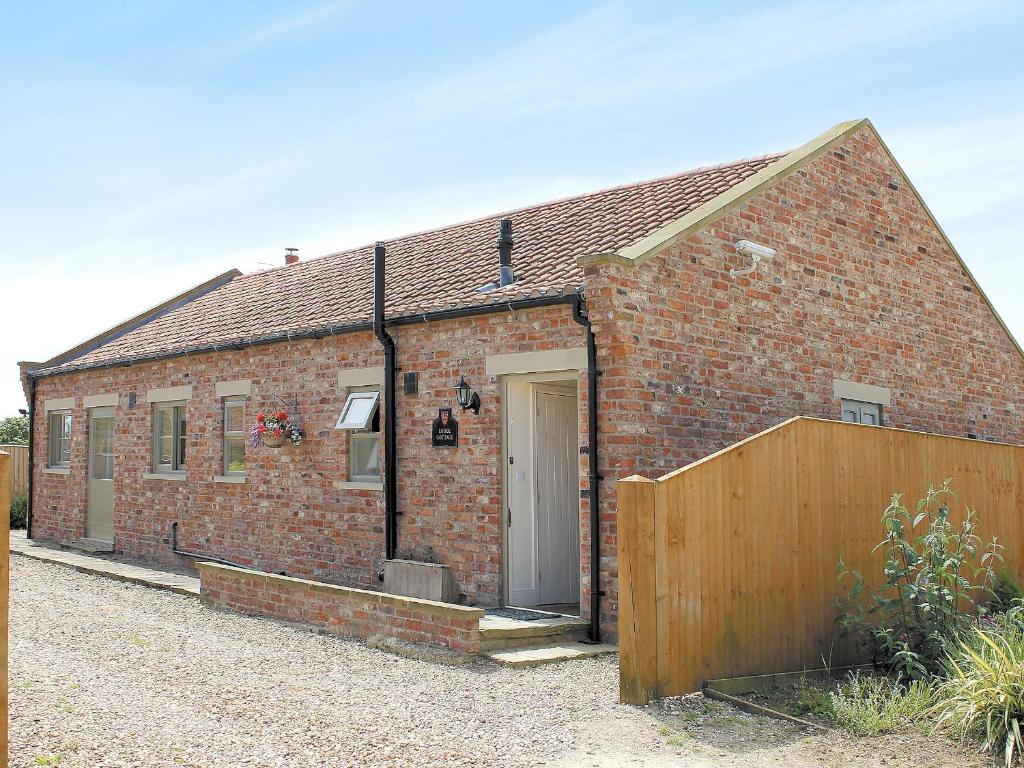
[617,417,1024,703]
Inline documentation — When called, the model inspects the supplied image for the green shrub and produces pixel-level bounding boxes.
[930,625,1024,767]
[829,671,933,735]
[836,478,1002,679]
[10,493,27,529]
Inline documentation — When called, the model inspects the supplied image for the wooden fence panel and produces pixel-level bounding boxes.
[1,450,10,761]
[0,445,28,497]
[617,417,1024,703]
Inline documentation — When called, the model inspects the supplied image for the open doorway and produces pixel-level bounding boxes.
[504,377,581,614]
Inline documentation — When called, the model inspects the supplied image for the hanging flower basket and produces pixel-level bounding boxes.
[250,411,304,449]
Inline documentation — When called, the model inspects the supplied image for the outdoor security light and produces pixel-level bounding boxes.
[455,375,481,415]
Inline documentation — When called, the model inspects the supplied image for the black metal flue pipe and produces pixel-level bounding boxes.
[572,295,602,643]
[374,242,399,562]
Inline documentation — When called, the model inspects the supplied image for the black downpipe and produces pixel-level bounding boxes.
[26,375,36,539]
[374,243,399,563]
[572,296,602,643]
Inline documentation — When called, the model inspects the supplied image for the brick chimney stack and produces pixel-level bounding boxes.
[285,248,299,265]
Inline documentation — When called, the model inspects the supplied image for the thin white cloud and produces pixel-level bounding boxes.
[409,0,1006,122]
[192,0,354,65]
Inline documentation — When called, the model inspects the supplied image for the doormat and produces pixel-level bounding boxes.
[486,607,553,622]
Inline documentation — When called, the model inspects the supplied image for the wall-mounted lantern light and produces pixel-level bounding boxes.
[455,375,481,415]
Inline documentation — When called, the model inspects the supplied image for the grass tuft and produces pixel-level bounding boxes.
[828,671,933,736]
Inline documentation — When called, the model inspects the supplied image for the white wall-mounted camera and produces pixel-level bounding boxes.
[730,239,777,279]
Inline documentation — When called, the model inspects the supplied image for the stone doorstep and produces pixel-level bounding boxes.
[74,537,114,554]
[478,614,591,652]
[486,642,618,667]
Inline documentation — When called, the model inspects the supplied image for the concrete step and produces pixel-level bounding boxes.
[74,538,114,554]
[478,614,590,652]
[486,641,617,667]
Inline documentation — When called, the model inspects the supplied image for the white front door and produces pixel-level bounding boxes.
[86,406,115,542]
[506,380,580,608]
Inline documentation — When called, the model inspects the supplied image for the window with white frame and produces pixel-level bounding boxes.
[841,399,882,425]
[335,388,381,482]
[153,401,187,472]
[48,411,72,467]
[223,397,246,475]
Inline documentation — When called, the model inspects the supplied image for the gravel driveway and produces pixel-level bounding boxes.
[9,556,983,768]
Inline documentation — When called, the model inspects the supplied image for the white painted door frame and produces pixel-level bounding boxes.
[86,406,115,542]
[501,372,582,609]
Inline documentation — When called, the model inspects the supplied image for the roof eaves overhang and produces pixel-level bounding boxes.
[27,290,583,379]
[23,268,243,376]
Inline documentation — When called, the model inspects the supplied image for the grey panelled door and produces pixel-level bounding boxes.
[86,406,115,542]
[534,388,580,606]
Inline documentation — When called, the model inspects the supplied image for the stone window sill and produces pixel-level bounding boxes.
[143,472,187,482]
[42,467,70,475]
[214,475,246,484]
[335,481,384,492]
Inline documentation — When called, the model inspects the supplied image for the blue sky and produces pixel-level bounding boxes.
[1,0,1022,413]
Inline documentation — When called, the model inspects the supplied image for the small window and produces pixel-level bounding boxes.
[48,411,72,467]
[336,388,381,482]
[841,399,882,425]
[335,390,380,430]
[223,397,246,475]
[153,401,187,472]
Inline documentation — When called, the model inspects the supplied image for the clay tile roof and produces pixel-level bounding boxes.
[42,151,784,373]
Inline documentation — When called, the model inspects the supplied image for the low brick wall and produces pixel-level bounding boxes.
[197,562,484,654]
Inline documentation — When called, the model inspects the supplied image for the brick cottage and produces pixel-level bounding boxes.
[19,119,1024,644]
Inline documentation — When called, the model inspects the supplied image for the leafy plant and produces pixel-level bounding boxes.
[930,624,1024,767]
[829,671,933,735]
[836,478,1002,679]
[10,493,27,529]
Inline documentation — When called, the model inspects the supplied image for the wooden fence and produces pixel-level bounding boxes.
[0,445,27,498]
[1,450,10,760]
[617,417,1024,703]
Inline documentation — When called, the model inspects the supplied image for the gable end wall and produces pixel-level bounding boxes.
[586,124,1024,636]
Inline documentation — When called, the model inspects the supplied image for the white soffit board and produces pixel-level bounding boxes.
[485,348,588,377]
[146,385,193,403]
[83,393,118,408]
[833,379,891,406]
[338,367,385,388]
[215,379,252,398]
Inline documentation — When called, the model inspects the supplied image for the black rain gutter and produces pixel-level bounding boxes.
[26,375,36,538]
[572,294,602,643]
[373,243,399,563]
[28,293,580,379]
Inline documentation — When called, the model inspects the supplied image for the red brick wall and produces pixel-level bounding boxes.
[584,124,1024,635]
[30,304,588,609]
[198,562,484,653]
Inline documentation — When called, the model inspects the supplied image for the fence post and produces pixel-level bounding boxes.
[617,475,658,704]
[0,450,9,763]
